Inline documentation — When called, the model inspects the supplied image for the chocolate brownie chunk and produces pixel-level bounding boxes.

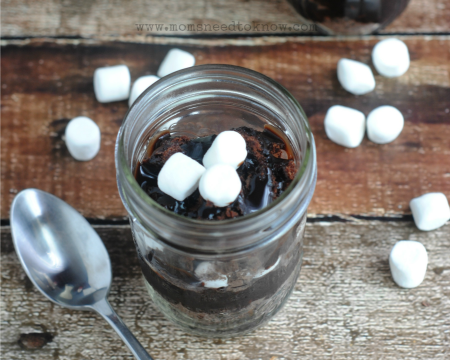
[135,126,298,220]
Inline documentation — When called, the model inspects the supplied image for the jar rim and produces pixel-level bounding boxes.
[115,64,317,250]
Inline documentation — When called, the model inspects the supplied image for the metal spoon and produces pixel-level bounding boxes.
[10,188,154,360]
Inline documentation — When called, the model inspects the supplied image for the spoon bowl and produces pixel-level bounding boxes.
[11,188,111,308]
[10,189,153,360]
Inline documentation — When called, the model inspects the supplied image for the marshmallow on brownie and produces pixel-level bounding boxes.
[195,262,228,289]
[199,164,242,207]
[202,131,247,169]
[157,153,205,201]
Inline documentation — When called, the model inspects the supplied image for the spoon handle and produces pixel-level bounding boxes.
[93,298,154,360]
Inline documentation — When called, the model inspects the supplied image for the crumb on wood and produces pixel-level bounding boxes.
[18,333,53,350]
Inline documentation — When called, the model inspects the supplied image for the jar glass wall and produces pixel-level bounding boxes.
[115,65,317,337]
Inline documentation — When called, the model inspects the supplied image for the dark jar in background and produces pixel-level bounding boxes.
[287,0,411,35]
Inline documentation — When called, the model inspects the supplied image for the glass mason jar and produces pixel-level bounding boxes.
[115,65,317,337]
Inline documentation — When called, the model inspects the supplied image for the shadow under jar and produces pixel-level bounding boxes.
[115,65,317,337]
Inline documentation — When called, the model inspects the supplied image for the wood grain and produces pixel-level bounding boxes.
[1,0,449,39]
[1,222,449,359]
[2,36,449,219]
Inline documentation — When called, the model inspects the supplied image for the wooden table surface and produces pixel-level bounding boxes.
[1,1,449,359]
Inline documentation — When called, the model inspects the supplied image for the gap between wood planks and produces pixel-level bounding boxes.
[1,34,450,48]
[0,214,415,228]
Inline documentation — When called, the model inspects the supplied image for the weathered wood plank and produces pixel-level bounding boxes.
[1,0,450,38]
[2,37,449,219]
[386,0,450,34]
[1,222,449,359]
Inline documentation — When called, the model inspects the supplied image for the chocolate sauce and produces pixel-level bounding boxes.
[134,126,297,220]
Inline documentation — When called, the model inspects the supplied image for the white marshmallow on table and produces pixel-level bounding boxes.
[324,105,366,148]
[93,65,130,103]
[65,116,101,161]
[389,240,428,289]
[157,153,205,201]
[199,164,241,207]
[410,193,450,231]
[372,38,410,78]
[202,131,247,169]
[337,58,376,95]
[128,75,159,106]
[367,105,404,144]
[195,262,228,289]
[157,49,195,78]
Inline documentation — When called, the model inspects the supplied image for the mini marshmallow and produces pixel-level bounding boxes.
[367,106,404,144]
[199,164,241,207]
[129,75,159,106]
[157,49,195,78]
[254,258,280,279]
[157,153,205,201]
[337,58,376,95]
[324,105,366,148]
[389,240,428,288]
[65,116,101,161]
[195,262,228,289]
[93,65,130,103]
[372,38,410,78]
[202,131,247,169]
[410,193,450,231]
